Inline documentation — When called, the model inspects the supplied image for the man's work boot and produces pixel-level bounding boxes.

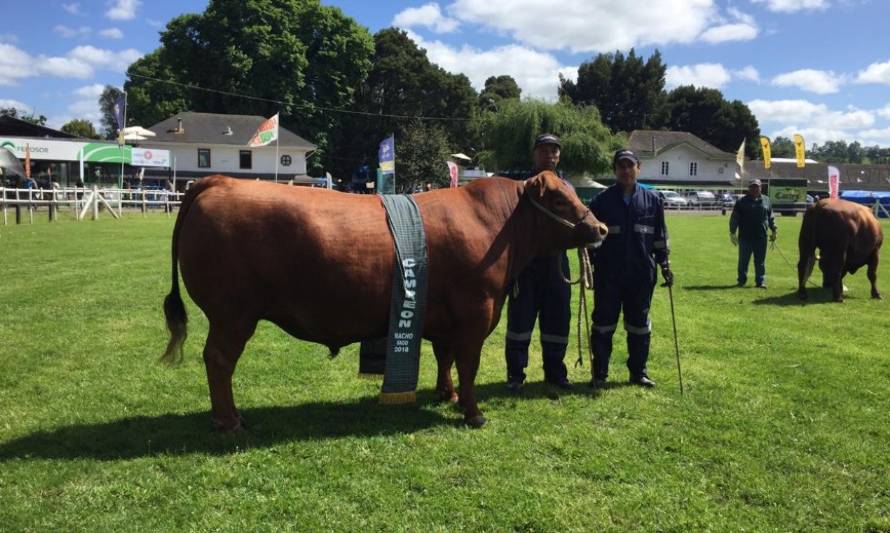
[629,373,656,388]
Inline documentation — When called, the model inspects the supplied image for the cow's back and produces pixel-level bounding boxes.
[810,198,882,268]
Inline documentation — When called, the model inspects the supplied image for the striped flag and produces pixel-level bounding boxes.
[248,113,279,147]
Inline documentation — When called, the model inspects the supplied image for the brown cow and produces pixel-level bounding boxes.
[161,172,607,430]
[797,198,883,302]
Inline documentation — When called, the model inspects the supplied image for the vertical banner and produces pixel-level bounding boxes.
[793,133,806,168]
[24,143,31,178]
[113,93,126,145]
[378,135,395,175]
[760,136,772,170]
[446,160,459,188]
[734,139,745,180]
[828,165,840,199]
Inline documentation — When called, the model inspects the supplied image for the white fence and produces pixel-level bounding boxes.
[1,186,184,225]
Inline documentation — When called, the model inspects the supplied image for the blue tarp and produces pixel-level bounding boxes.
[841,190,890,217]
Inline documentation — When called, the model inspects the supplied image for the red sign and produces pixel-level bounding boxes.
[447,161,459,188]
[828,165,840,199]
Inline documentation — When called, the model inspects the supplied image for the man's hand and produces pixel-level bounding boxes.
[730,233,738,246]
[661,263,674,288]
[770,229,777,242]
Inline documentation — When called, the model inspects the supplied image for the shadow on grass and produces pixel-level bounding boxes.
[752,288,842,306]
[683,284,741,291]
[0,381,611,461]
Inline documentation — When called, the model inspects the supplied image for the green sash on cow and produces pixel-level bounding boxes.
[367,194,427,404]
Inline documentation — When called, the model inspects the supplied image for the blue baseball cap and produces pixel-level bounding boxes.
[613,149,640,166]
[534,133,561,148]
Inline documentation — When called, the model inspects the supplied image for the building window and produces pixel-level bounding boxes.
[689,161,698,176]
[661,161,669,176]
[198,148,211,168]
[239,150,252,169]
[280,154,292,167]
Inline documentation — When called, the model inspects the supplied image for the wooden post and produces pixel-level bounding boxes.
[1,187,6,226]
[92,185,99,220]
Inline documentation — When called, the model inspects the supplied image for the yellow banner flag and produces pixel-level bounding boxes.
[759,136,772,169]
[793,133,806,168]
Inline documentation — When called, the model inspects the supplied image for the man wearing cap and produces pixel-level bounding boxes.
[504,133,573,391]
[587,149,672,388]
[730,179,777,288]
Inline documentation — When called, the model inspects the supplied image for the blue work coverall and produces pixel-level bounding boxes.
[587,184,669,380]
[504,170,571,385]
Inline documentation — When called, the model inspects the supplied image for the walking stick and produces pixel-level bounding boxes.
[666,283,684,395]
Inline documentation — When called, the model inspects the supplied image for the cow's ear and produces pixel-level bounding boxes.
[525,172,547,199]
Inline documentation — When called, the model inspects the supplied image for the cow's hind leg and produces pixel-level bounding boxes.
[454,341,485,428]
[203,319,257,432]
[432,342,458,403]
[868,250,881,299]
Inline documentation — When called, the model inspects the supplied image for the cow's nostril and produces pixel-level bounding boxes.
[598,224,609,237]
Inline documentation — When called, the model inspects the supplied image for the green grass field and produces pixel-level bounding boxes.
[1,212,889,531]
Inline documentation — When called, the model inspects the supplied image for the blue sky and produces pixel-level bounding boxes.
[2,0,890,147]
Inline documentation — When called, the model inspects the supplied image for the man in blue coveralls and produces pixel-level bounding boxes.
[504,133,573,391]
[730,179,777,288]
[588,149,673,388]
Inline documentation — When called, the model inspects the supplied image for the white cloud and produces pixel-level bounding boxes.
[699,7,758,43]
[749,99,883,146]
[100,28,124,39]
[0,99,32,113]
[393,3,459,34]
[447,0,718,53]
[54,25,92,38]
[858,127,890,147]
[0,33,20,43]
[147,19,163,28]
[751,0,830,13]
[106,0,141,20]
[62,2,82,15]
[878,105,890,119]
[407,30,566,100]
[856,59,890,85]
[734,65,761,83]
[771,69,842,94]
[0,43,141,85]
[666,63,732,89]
[74,84,106,98]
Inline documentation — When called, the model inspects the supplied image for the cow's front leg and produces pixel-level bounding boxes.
[867,251,881,299]
[432,342,458,403]
[203,320,255,432]
[454,341,485,428]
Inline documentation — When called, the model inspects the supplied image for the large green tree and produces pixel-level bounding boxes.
[478,99,621,176]
[394,121,451,192]
[329,28,478,180]
[99,85,125,140]
[559,49,667,133]
[479,75,521,112]
[769,136,795,158]
[124,0,374,174]
[660,85,761,159]
[60,119,101,139]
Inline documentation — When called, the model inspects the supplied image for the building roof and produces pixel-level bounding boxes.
[146,111,316,149]
[628,130,735,161]
[0,115,77,139]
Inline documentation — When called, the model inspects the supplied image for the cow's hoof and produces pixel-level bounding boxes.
[437,390,459,403]
[872,292,882,300]
[211,415,245,433]
[798,290,808,300]
[464,414,487,428]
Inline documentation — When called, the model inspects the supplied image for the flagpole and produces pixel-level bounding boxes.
[119,90,127,189]
[274,132,279,183]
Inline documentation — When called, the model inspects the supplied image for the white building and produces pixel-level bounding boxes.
[141,112,316,182]
[601,130,738,186]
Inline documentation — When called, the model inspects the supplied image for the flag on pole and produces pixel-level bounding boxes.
[446,160,459,188]
[793,133,806,168]
[734,139,745,180]
[113,93,126,145]
[248,113,279,147]
[828,165,840,199]
[24,143,31,178]
[759,136,772,169]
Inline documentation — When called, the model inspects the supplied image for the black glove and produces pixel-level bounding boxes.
[661,263,674,287]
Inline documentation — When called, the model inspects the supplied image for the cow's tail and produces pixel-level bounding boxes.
[798,204,818,284]
[160,179,214,366]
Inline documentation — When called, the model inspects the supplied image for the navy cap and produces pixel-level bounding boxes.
[749,179,762,187]
[613,149,640,166]
[534,133,561,148]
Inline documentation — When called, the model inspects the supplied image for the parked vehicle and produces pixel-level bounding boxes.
[659,190,688,208]
[686,190,717,207]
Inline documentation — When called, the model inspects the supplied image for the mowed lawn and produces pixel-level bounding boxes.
[1,211,889,531]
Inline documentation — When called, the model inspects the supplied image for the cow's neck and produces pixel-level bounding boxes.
[497,181,552,285]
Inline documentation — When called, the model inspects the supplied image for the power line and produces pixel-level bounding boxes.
[128,73,472,122]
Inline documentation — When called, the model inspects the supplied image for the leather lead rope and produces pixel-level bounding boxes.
[560,247,594,368]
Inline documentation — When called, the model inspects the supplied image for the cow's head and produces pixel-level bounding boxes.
[524,171,608,251]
